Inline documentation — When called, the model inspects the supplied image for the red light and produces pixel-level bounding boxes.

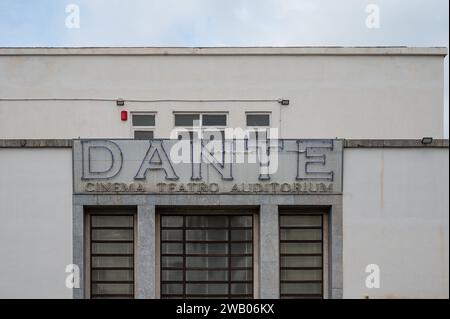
[121,110,128,121]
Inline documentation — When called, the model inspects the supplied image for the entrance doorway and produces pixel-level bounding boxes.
[158,208,257,298]
[279,210,327,299]
[87,208,136,299]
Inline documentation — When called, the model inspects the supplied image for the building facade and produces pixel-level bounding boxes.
[0,47,448,299]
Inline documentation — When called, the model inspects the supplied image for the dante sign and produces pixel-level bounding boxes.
[73,139,343,194]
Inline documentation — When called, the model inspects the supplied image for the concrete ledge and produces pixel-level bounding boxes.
[0,47,447,56]
[344,139,448,148]
[0,139,448,148]
[0,139,73,148]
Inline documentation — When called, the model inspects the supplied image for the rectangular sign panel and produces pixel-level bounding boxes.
[73,139,343,194]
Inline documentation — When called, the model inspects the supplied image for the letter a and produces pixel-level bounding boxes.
[135,140,179,181]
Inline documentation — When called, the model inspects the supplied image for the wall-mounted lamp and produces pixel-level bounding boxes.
[421,137,433,145]
[116,98,125,106]
[278,99,290,106]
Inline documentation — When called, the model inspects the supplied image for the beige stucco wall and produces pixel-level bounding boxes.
[0,47,447,298]
[0,48,446,139]
[0,149,73,298]
[0,146,448,298]
[343,148,449,298]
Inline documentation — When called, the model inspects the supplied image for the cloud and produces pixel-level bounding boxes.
[1,0,447,47]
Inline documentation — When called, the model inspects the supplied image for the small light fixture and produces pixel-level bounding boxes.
[116,98,125,106]
[421,137,433,145]
[278,99,290,106]
[121,110,128,121]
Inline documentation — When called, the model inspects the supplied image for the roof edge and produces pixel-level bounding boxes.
[0,47,447,56]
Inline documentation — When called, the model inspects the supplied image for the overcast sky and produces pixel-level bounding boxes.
[0,0,448,137]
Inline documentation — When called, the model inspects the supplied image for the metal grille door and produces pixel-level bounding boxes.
[280,214,324,299]
[90,214,135,299]
[160,214,254,299]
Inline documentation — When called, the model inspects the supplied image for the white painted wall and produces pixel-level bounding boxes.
[0,149,72,298]
[343,148,449,298]
[0,49,445,139]
[0,147,448,298]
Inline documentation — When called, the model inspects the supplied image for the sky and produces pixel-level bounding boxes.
[0,0,448,137]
